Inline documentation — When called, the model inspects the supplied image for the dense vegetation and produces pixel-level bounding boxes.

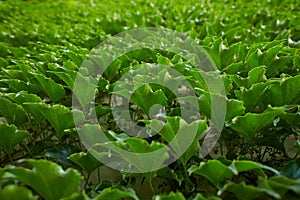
[0,0,300,199]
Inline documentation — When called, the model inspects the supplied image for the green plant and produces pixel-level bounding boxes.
[0,0,299,199]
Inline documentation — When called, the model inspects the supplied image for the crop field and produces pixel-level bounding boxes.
[0,0,300,199]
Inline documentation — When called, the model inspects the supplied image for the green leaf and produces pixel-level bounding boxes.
[226,99,245,121]
[93,188,138,200]
[0,185,38,200]
[104,59,122,81]
[22,102,46,123]
[49,70,77,89]
[230,66,266,89]
[7,159,82,200]
[0,97,28,126]
[246,48,259,69]
[68,152,102,174]
[257,176,293,199]
[30,73,66,102]
[157,54,172,66]
[204,38,222,69]
[220,42,240,68]
[178,120,207,166]
[101,138,169,172]
[0,122,29,153]
[188,160,233,187]
[235,81,274,112]
[117,84,168,118]
[133,85,168,117]
[5,91,42,104]
[0,79,41,94]
[261,44,282,65]
[262,74,300,106]
[262,176,300,196]
[146,117,206,166]
[153,192,185,200]
[230,107,285,139]
[23,103,83,137]
[188,160,277,188]
[192,193,221,200]
[229,160,278,175]
[72,73,97,108]
[222,182,264,200]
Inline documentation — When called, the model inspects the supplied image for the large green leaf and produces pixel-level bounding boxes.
[5,91,42,104]
[178,120,207,166]
[7,159,82,200]
[23,103,84,137]
[197,93,244,121]
[0,185,38,200]
[146,117,206,166]
[188,160,233,187]
[49,70,77,89]
[72,73,97,108]
[188,160,277,187]
[128,84,168,118]
[0,79,41,94]
[235,81,274,112]
[0,122,29,153]
[262,74,300,106]
[22,102,46,123]
[0,97,28,126]
[230,107,285,139]
[98,138,169,172]
[230,66,266,89]
[225,99,245,122]
[30,72,66,102]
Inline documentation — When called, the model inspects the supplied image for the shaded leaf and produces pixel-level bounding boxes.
[0,122,29,153]
[0,97,28,126]
[68,152,102,174]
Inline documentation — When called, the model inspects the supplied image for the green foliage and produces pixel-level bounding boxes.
[0,0,300,199]
[6,159,82,200]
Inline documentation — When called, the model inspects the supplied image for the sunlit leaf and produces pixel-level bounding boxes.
[7,159,82,200]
